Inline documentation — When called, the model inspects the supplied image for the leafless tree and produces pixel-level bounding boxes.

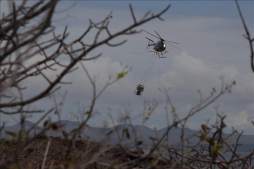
[0,0,172,168]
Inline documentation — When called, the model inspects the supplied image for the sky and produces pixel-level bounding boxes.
[2,1,254,133]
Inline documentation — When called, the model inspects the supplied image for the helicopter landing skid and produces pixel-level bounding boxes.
[149,50,168,58]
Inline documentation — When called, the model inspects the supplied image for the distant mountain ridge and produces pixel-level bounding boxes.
[1,120,254,152]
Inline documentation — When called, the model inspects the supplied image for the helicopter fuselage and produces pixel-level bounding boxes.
[153,40,166,52]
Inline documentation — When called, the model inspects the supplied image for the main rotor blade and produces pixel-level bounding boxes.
[143,29,180,45]
[165,42,183,54]
[145,37,154,42]
[154,30,163,39]
[164,40,179,45]
[143,30,161,40]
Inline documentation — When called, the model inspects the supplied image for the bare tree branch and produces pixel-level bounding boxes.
[235,0,254,72]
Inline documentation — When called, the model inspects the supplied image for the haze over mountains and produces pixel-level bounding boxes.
[1,120,254,152]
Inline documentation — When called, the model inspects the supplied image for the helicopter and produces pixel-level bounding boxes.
[135,83,144,95]
[144,30,179,58]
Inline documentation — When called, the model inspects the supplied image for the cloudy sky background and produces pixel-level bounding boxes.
[2,1,254,133]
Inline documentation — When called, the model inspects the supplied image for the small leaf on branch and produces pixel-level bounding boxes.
[116,71,128,80]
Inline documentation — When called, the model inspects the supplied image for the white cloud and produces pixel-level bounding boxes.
[224,111,253,130]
